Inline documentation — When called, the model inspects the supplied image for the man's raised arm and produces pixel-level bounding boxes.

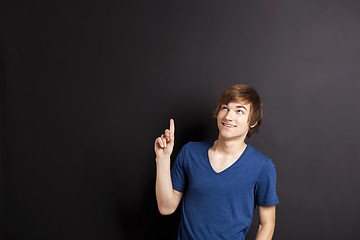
[154,119,183,215]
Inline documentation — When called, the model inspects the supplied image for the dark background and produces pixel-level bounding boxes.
[2,0,360,239]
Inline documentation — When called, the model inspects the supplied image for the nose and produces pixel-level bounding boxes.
[225,109,235,121]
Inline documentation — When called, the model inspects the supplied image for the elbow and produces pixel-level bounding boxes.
[258,222,275,233]
[158,206,176,216]
[258,222,275,229]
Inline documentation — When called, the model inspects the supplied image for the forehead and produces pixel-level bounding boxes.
[225,99,251,108]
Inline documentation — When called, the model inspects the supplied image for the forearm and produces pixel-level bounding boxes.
[155,156,177,215]
[255,223,275,240]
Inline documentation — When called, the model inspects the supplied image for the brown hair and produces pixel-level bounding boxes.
[213,84,263,138]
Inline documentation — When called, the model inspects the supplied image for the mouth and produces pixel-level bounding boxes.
[222,122,236,128]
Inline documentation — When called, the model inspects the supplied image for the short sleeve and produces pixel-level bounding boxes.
[254,159,279,206]
[171,144,188,193]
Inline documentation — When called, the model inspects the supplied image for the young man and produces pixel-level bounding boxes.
[154,84,279,240]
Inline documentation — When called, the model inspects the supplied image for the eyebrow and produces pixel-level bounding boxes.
[223,104,248,111]
[236,105,247,111]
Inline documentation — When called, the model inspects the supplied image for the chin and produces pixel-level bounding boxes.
[220,133,237,140]
[219,132,245,141]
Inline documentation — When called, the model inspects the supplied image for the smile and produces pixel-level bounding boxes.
[222,122,236,128]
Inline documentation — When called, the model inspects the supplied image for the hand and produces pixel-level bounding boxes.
[154,119,175,159]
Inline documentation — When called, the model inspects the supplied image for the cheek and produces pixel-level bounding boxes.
[216,111,225,120]
[237,115,250,126]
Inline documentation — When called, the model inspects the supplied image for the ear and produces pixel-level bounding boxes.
[250,121,258,129]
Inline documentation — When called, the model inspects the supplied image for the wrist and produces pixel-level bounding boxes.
[156,155,171,163]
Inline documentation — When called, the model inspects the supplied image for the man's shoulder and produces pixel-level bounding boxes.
[183,140,214,155]
[247,145,273,166]
[183,140,214,151]
[186,139,213,146]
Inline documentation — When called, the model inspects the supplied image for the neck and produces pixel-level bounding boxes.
[212,136,247,156]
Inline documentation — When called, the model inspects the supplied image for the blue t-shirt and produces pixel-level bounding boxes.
[171,140,279,240]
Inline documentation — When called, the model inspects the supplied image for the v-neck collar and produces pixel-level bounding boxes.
[206,140,250,174]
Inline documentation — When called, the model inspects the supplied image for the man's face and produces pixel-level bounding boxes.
[216,100,253,141]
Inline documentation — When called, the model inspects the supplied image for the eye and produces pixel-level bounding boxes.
[222,106,228,110]
[237,110,244,114]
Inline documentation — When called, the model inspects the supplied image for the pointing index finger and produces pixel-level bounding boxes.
[170,118,175,136]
